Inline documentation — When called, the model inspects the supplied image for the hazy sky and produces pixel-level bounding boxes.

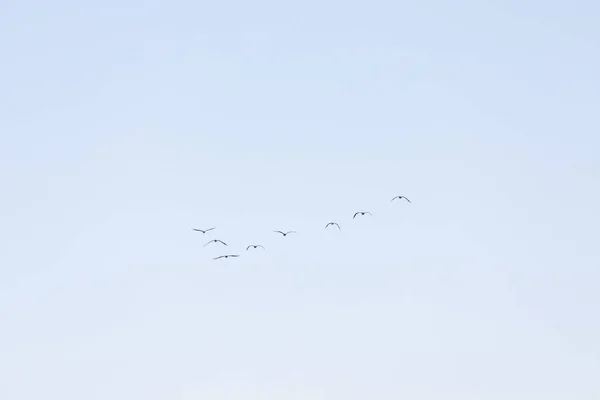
[1,1,599,399]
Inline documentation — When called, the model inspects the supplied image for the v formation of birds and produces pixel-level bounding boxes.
[193,195,411,261]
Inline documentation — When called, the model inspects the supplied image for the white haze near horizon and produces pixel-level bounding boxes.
[1,0,599,399]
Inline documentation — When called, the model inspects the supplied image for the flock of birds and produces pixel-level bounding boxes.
[193,195,411,261]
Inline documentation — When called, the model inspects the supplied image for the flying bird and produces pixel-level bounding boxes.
[390,195,411,203]
[325,222,341,230]
[274,230,296,237]
[192,227,216,234]
[353,212,372,219]
[204,239,228,247]
[213,254,239,260]
[246,245,265,251]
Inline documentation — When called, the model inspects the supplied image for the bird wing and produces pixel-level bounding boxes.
[353,212,360,218]
[258,245,265,249]
[203,240,213,247]
[366,212,372,215]
[213,255,224,260]
[206,227,216,231]
[403,197,411,203]
[217,240,228,246]
[334,223,341,229]
[274,230,285,235]
[193,229,204,232]
[246,245,252,251]
[287,231,297,234]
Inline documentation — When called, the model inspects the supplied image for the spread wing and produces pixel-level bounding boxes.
[353,212,360,219]
[392,196,411,203]
[274,230,285,235]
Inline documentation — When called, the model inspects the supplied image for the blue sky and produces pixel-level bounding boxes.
[1,0,599,398]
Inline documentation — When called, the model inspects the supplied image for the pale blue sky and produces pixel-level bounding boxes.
[1,1,599,399]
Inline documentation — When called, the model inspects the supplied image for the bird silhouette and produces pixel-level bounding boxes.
[274,230,296,237]
[204,239,228,247]
[192,227,215,234]
[353,212,372,219]
[390,196,411,203]
[246,245,265,251]
[213,254,239,260]
[325,222,341,230]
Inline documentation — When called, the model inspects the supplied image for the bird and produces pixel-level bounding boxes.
[192,227,215,234]
[213,254,239,260]
[353,212,372,219]
[325,222,341,230]
[246,245,265,251]
[204,239,228,247]
[274,230,296,236]
[390,195,411,203]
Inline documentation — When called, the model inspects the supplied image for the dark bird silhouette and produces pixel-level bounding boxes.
[353,212,372,219]
[390,195,411,203]
[274,230,296,237]
[204,239,228,247]
[246,245,265,251]
[192,227,216,234]
[325,222,341,230]
[213,254,239,260]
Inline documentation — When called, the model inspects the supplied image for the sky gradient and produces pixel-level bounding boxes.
[1,1,599,399]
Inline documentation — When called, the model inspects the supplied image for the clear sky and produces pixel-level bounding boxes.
[1,0,599,399]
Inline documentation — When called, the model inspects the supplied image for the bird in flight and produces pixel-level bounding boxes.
[204,239,228,247]
[192,227,215,234]
[390,195,411,203]
[213,254,239,260]
[246,245,265,251]
[274,230,296,236]
[325,222,341,230]
[353,212,372,219]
